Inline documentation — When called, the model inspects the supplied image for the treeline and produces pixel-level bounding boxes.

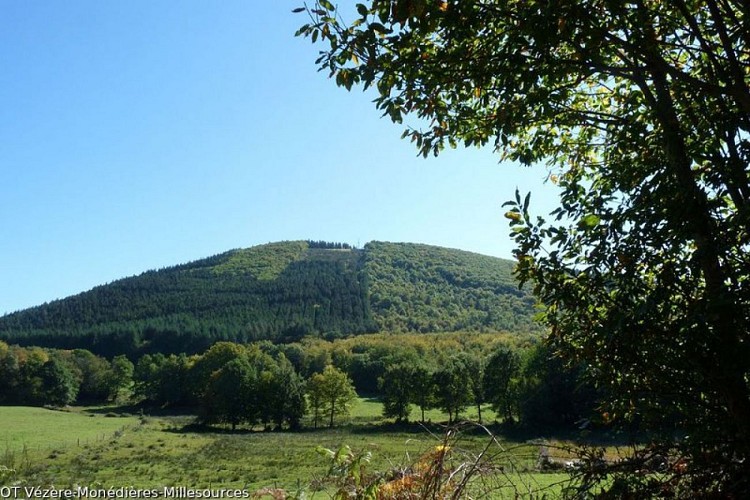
[0,242,541,356]
[288,333,595,429]
[134,343,311,430]
[306,240,353,250]
[0,341,133,406]
[1,333,596,431]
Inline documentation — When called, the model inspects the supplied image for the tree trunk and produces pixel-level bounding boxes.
[505,404,514,425]
[329,398,335,428]
[638,32,750,449]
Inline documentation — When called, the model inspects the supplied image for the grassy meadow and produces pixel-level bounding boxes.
[0,401,585,498]
[0,406,137,452]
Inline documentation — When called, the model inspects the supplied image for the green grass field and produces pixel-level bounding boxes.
[349,396,500,426]
[0,406,137,452]
[0,402,578,497]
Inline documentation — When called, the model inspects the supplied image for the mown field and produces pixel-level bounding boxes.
[0,402,588,498]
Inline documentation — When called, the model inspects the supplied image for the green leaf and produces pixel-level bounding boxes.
[505,211,522,222]
[316,446,336,459]
[578,214,600,229]
[298,2,750,488]
[369,22,388,34]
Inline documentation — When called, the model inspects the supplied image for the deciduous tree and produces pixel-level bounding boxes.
[432,356,472,423]
[67,349,111,401]
[483,345,521,424]
[298,1,750,493]
[457,352,485,423]
[108,354,134,401]
[378,363,414,422]
[409,362,435,424]
[268,354,307,430]
[40,357,79,407]
[203,357,258,430]
[307,365,357,428]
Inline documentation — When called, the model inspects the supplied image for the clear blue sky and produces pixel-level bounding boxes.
[0,1,559,315]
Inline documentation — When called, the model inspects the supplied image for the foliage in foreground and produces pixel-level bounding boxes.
[310,423,568,499]
[0,408,577,498]
[298,0,750,495]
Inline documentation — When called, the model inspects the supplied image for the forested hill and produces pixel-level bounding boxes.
[364,242,537,333]
[0,241,541,356]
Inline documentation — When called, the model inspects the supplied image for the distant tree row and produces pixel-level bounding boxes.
[132,342,356,430]
[306,240,353,250]
[131,334,598,430]
[0,341,132,406]
[376,344,596,428]
[0,334,597,431]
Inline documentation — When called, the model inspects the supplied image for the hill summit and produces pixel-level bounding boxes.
[0,241,540,356]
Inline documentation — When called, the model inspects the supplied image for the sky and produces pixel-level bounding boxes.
[0,1,560,315]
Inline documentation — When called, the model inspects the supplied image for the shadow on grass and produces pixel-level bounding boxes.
[161,418,507,439]
[346,420,451,435]
[335,420,647,449]
[80,403,145,416]
[82,403,200,418]
[495,422,649,447]
[121,404,645,449]
[165,422,262,435]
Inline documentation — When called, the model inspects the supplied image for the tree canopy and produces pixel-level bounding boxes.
[297,0,750,494]
[307,365,357,428]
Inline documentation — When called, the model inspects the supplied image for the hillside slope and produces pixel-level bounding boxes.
[365,242,538,333]
[0,241,540,356]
